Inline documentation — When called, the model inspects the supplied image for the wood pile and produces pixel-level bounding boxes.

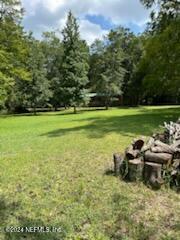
[113,119,180,190]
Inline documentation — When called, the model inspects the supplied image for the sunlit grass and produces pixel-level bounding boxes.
[0,106,180,240]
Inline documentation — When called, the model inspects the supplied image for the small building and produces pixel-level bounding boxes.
[87,93,123,107]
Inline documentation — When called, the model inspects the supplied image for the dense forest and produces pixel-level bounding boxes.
[0,0,179,113]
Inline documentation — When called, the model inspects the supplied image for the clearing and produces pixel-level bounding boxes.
[0,106,180,240]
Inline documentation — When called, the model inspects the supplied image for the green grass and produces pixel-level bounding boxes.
[0,106,180,240]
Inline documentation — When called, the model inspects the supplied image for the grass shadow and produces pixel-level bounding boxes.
[0,107,108,118]
[0,198,20,226]
[104,169,115,176]
[0,196,64,240]
[42,107,180,139]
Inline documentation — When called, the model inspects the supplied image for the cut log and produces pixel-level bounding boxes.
[173,148,180,159]
[132,139,144,150]
[141,137,155,152]
[128,158,144,181]
[171,159,180,183]
[153,133,166,142]
[113,153,124,176]
[171,140,180,149]
[151,146,174,154]
[154,140,175,154]
[172,159,180,169]
[163,121,180,144]
[150,146,165,153]
[144,162,163,189]
[125,145,140,160]
[144,151,172,165]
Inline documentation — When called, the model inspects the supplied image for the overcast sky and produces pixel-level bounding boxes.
[22,0,150,45]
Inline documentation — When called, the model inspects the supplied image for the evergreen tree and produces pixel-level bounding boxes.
[61,11,89,113]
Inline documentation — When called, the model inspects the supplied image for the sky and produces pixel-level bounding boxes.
[21,0,151,45]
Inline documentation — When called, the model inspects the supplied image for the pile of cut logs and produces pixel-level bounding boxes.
[113,119,180,189]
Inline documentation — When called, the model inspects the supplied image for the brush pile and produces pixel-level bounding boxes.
[113,119,180,190]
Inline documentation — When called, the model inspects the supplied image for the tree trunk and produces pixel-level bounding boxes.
[73,106,77,114]
[113,153,124,176]
[144,150,172,165]
[33,106,36,115]
[144,162,163,189]
[128,158,144,181]
[105,97,110,110]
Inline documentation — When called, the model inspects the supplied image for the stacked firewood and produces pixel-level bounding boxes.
[113,119,180,189]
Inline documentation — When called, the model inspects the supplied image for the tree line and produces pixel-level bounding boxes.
[0,0,179,114]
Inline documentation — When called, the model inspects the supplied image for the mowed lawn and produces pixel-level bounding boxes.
[0,106,180,240]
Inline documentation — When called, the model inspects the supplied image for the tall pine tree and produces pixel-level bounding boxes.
[61,11,89,113]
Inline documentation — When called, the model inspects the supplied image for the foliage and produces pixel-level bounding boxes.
[0,0,30,110]
[23,38,52,114]
[61,11,90,113]
[41,32,64,109]
[137,0,180,104]
[0,0,179,111]
[107,27,143,105]
[141,0,180,32]
[138,20,180,100]
[0,49,14,107]
[0,0,23,22]
[89,31,126,109]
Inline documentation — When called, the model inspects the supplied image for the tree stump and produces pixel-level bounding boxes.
[144,162,163,189]
[128,158,144,181]
[113,153,124,176]
[144,150,172,165]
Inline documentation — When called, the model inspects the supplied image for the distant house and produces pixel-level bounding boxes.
[86,93,123,107]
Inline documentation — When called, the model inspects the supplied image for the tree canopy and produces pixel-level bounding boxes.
[0,1,179,112]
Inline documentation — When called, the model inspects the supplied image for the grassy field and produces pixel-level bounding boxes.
[0,106,180,240]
